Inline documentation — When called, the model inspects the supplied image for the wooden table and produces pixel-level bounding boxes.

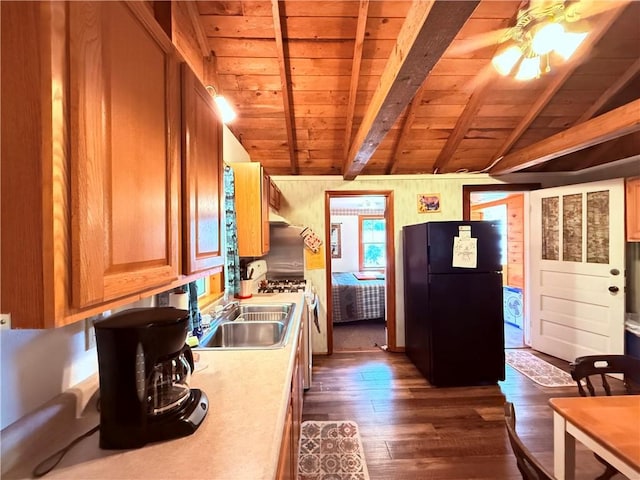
[549,395,640,480]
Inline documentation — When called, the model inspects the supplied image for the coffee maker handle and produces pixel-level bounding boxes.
[181,344,195,372]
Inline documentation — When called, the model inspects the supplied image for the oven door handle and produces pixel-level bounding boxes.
[307,292,320,333]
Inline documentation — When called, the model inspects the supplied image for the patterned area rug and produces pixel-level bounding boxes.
[505,350,576,387]
[298,420,370,480]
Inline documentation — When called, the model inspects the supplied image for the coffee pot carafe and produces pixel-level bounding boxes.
[94,307,208,449]
[149,344,193,416]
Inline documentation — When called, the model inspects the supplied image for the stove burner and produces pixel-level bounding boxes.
[257,278,307,294]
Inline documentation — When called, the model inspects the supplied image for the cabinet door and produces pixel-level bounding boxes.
[276,404,294,480]
[69,2,180,307]
[181,64,224,273]
[262,172,271,253]
[269,177,281,211]
[1,1,68,327]
[291,358,303,477]
[234,162,269,257]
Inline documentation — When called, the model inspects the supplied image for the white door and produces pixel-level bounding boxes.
[529,179,625,362]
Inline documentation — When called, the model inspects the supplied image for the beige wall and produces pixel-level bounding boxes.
[330,215,359,272]
[271,174,506,354]
[223,125,251,163]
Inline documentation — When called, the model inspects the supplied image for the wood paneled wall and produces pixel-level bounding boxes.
[471,194,524,288]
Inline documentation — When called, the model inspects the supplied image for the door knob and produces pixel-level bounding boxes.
[608,286,619,293]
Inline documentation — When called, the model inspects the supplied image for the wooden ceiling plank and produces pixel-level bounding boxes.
[389,83,428,174]
[271,0,298,174]
[186,1,211,57]
[488,2,630,169]
[343,0,479,180]
[431,77,496,174]
[489,99,640,175]
[343,0,370,161]
[574,57,640,125]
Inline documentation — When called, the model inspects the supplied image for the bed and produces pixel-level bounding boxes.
[331,272,385,323]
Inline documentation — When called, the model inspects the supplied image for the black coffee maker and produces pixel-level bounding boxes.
[94,307,208,449]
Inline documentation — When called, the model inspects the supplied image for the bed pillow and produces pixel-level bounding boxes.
[353,271,384,280]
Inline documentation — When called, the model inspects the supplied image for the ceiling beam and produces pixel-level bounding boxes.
[343,0,479,180]
[558,133,639,171]
[489,99,640,175]
[574,57,640,125]
[185,1,210,58]
[520,133,640,172]
[388,82,427,174]
[271,0,298,174]
[342,0,369,162]
[487,2,629,168]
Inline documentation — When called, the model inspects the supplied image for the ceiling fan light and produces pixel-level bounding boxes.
[554,31,588,60]
[492,45,523,76]
[515,56,541,81]
[214,95,237,123]
[532,22,565,55]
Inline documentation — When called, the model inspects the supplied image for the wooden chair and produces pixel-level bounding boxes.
[504,402,554,480]
[569,354,640,479]
[570,354,640,397]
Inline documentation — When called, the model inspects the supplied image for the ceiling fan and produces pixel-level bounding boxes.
[449,0,626,80]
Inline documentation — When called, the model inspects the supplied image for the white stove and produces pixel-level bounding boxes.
[257,278,307,294]
[245,259,315,389]
[246,260,307,294]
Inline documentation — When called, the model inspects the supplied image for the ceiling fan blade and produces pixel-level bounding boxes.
[565,0,625,21]
[447,28,512,57]
[461,62,500,92]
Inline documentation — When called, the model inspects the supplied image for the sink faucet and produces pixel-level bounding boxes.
[213,300,239,323]
[223,300,239,311]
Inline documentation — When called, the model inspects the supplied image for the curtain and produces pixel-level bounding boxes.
[224,164,240,296]
[187,281,202,337]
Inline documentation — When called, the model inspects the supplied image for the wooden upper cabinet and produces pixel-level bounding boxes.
[181,64,224,274]
[1,2,182,328]
[627,177,640,242]
[232,162,270,257]
[269,178,282,211]
[68,2,180,308]
[262,173,271,254]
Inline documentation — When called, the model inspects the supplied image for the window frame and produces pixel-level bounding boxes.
[358,214,386,271]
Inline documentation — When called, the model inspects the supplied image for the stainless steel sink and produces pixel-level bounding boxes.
[196,302,296,350]
[199,321,285,348]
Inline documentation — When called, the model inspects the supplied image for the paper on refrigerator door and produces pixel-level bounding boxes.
[452,236,477,268]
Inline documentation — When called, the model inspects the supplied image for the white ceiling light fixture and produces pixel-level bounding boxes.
[205,85,236,124]
[491,1,589,81]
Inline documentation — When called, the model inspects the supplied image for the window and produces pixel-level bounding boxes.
[195,276,210,298]
[359,215,385,270]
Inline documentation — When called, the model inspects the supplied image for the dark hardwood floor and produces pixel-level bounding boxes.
[302,350,627,479]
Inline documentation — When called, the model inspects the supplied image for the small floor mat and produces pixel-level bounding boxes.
[298,420,370,480]
[505,350,576,387]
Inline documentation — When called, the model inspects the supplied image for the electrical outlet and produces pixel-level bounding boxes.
[84,317,97,351]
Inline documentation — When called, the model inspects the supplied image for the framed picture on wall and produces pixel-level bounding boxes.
[330,223,342,258]
[417,193,441,213]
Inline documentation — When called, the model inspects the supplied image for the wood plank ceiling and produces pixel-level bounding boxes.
[192,0,640,178]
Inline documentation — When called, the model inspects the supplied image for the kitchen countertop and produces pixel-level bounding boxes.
[3,293,305,480]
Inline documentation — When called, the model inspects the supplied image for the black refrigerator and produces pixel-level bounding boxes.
[402,220,505,386]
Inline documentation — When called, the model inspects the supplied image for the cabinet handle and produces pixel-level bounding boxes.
[608,286,619,293]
